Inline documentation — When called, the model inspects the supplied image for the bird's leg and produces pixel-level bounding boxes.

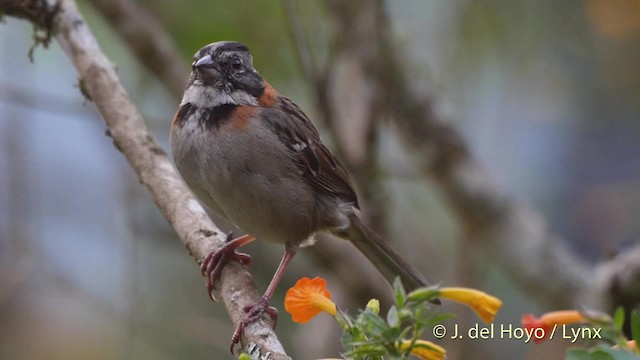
[200,233,256,301]
[229,245,297,353]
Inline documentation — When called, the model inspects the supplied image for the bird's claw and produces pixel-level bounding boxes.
[199,234,254,301]
[229,296,279,353]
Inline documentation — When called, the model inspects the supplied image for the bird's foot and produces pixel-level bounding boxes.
[199,233,255,301]
[230,296,278,353]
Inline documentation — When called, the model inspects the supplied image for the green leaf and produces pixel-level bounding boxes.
[592,347,640,360]
[398,308,413,322]
[566,348,595,360]
[566,348,613,360]
[407,287,439,303]
[393,277,406,309]
[360,311,389,334]
[386,305,400,328]
[350,326,361,339]
[631,309,640,346]
[566,346,640,360]
[614,307,625,332]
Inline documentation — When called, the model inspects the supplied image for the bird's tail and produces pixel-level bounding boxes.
[342,210,435,298]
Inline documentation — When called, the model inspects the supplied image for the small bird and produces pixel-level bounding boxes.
[171,41,434,350]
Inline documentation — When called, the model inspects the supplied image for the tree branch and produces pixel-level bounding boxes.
[87,0,188,98]
[321,0,639,310]
[0,0,289,357]
[595,245,640,309]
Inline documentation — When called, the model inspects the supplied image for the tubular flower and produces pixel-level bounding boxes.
[284,277,336,323]
[438,287,502,323]
[399,340,446,360]
[521,310,585,344]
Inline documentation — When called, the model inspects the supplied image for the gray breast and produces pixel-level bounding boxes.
[172,113,319,246]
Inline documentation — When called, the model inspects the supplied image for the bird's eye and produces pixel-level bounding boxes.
[231,58,243,72]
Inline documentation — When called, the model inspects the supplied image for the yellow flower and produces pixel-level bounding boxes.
[439,287,502,323]
[366,299,380,314]
[284,277,336,323]
[399,340,446,360]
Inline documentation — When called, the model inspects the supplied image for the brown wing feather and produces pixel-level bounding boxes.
[262,96,359,208]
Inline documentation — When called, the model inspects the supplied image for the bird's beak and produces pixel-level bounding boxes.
[192,55,221,80]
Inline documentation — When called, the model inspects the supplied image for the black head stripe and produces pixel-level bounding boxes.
[194,42,251,62]
[214,42,249,54]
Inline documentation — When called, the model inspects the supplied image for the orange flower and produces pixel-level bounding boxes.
[284,277,336,323]
[521,310,585,344]
[399,340,446,360]
[438,287,502,323]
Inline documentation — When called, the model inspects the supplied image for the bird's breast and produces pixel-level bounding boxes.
[171,108,318,245]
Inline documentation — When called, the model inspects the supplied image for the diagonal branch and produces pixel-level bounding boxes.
[87,0,189,98]
[0,0,289,358]
[321,0,640,311]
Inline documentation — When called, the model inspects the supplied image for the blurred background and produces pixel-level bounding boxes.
[1,0,639,359]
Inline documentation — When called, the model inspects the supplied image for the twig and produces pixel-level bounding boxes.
[281,0,316,82]
[87,0,189,98]
[595,245,640,309]
[0,0,289,358]
[320,0,640,311]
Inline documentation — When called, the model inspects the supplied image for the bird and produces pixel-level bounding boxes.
[170,41,434,351]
